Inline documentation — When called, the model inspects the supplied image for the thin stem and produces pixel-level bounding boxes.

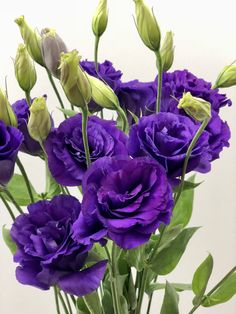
[188,266,236,314]
[116,106,129,133]
[46,69,67,119]
[16,157,35,203]
[0,193,15,220]
[81,106,91,167]
[58,290,70,314]
[135,268,148,314]
[111,244,122,314]
[25,91,31,107]
[3,189,23,214]
[54,286,61,314]
[155,51,163,113]
[64,293,73,314]
[69,295,76,309]
[94,36,100,73]
[175,118,210,205]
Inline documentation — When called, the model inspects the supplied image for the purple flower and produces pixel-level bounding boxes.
[72,156,174,249]
[45,114,128,186]
[81,60,122,112]
[0,121,23,186]
[128,113,211,178]
[12,99,42,156]
[11,195,107,296]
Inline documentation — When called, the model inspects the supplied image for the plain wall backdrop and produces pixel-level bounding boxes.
[0,0,236,313]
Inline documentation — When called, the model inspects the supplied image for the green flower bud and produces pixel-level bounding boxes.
[60,50,92,108]
[41,28,68,78]
[0,89,17,127]
[87,74,119,110]
[160,31,174,71]
[15,16,44,66]
[28,96,51,142]
[92,0,108,37]
[214,63,236,88]
[178,92,211,122]
[14,44,37,92]
[134,0,161,52]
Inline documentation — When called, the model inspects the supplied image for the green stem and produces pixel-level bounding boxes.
[135,268,148,314]
[116,106,129,133]
[0,193,15,220]
[3,189,23,214]
[16,157,35,203]
[94,36,100,73]
[25,91,31,107]
[64,293,73,314]
[69,295,76,308]
[54,286,61,314]
[46,69,67,119]
[58,290,70,314]
[175,118,210,205]
[155,51,163,113]
[81,106,91,167]
[188,266,236,314]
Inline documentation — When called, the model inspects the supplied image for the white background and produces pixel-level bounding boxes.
[0,0,236,313]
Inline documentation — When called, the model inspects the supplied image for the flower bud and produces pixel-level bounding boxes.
[41,28,68,78]
[134,0,161,52]
[14,44,37,92]
[87,74,119,110]
[92,0,108,37]
[160,31,174,71]
[15,16,44,66]
[60,50,92,108]
[28,96,51,142]
[178,92,211,122]
[0,89,18,127]
[214,63,236,88]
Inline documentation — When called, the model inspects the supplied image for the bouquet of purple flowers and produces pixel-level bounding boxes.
[0,0,236,313]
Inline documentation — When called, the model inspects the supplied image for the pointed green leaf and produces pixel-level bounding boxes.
[2,225,17,254]
[203,272,236,307]
[102,289,114,314]
[127,110,139,124]
[160,281,179,314]
[157,225,183,253]
[146,283,192,295]
[150,227,199,275]
[124,243,147,272]
[77,297,90,314]
[45,165,61,199]
[192,254,213,305]
[82,292,102,314]
[58,107,78,117]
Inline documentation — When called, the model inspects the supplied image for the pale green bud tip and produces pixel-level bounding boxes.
[214,64,236,88]
[41,28,57,38]
[60,50,80,67]
[15,15,25,26]
[178,92,211,122]
[0,89,18,127]
[30,96,46,113]
[160,31,174,71]
[92,0,108,37]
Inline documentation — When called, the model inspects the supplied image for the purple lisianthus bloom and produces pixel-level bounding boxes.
[45,114,128,186]
[72,156,174,249]
[128,113,211,177]
[81,60,122,112]
[12,98,42,156]
[11,195,107,296]
[117,80,156,124]
[0,121,23,186]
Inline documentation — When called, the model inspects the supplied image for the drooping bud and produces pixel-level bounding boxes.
[178,92,211,122]
[214,63,236,88]
[14,44,37,93]
[87,74,119,110]
[60,50,92,108]
[92,0,108,37]
[41,28,68,78]
[0,89,17,127]
[28,96,51,142]
[134,0,161,52]
[160,31,174,71]
[15,16,44,66]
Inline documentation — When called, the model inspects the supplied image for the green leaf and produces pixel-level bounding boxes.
[102,289,114,314]
[160,281,179,314]
[169,176,196,229]
[192,254,213,306]
[124,243,147,272]
[150,227,199,275]
[58,107,78,117]
[173,178,203,193]
[82,292,102,314]
[203,272,236,307]
[2,225,17,254]
[127,273,137,311]
[157,224,183,253]
[127,110,139,124]
[5,174,39,206]
[76,297,90,314]
[146,283,192,295]
[45,165,61,199]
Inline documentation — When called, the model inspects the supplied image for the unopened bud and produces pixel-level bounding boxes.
[14,44,37,92]
[0,90,17,127]
[92,0,108,37]
[60,50,92,108]
[214,63,236,88]
[87,74,119,110]
[160,31,174,71]
[134,0,161,52]
[41,28,68,78]
[178,92,211,122]
[15,16,44,66]
[28,96,51,142]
